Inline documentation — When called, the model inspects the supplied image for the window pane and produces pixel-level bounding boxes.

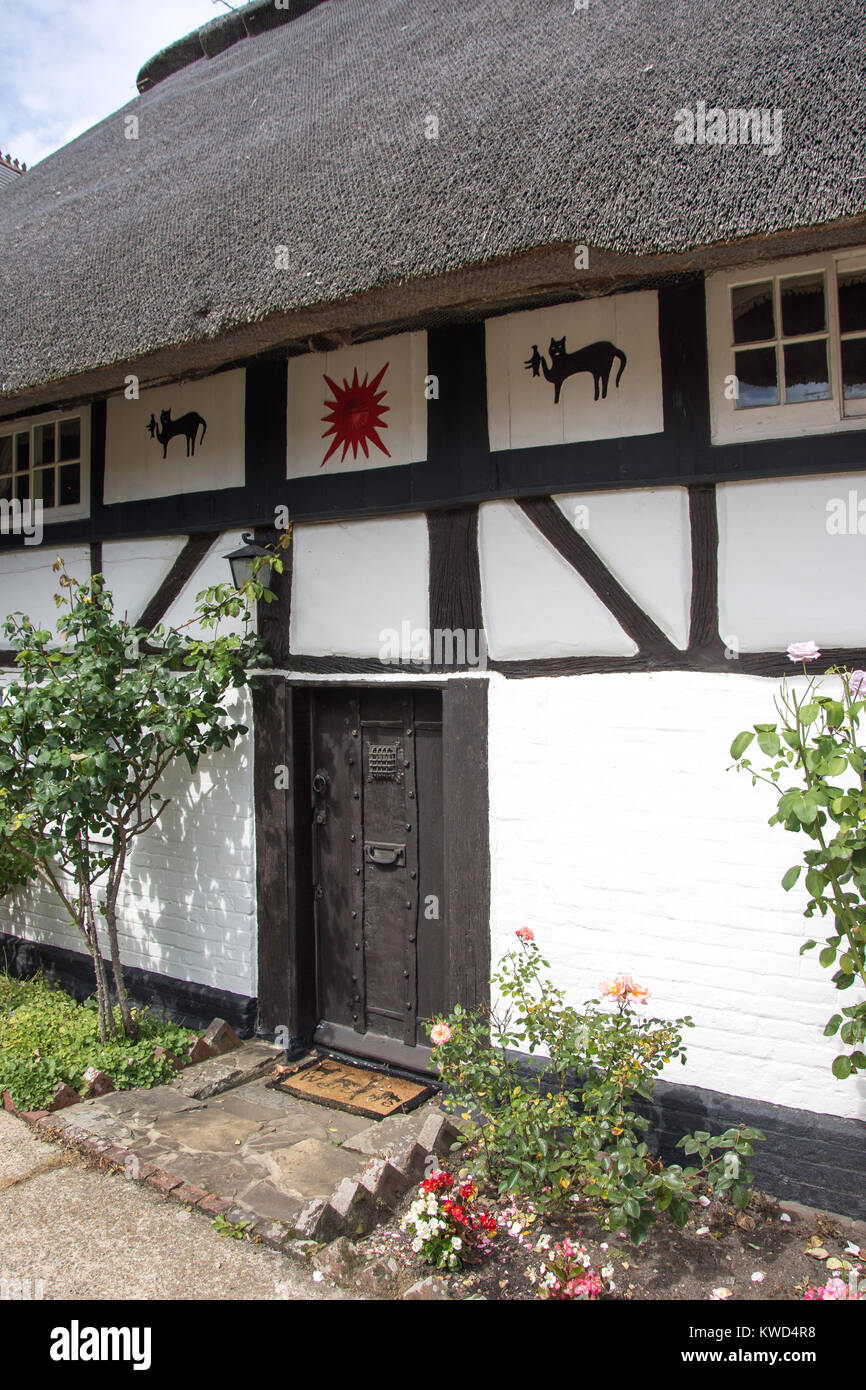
[59,463,80,506]
[0,437,11,476]
[0,476,11,503]
[783,339,830,402]
[35,423,55,466]
[780,273,826,337]
[732,282,775,344]
[15,433,29,471]
[734,346,779,408]
[58,417,80,462]
[839,268,866,335]
[841,337,866,401]
[34,468,55,508]
[15,472,30,502]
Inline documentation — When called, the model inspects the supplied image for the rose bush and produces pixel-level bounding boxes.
[731,653,866,1080]
[429,934,763,1243]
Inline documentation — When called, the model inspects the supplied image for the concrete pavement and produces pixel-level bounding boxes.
[0,1109,349,1301]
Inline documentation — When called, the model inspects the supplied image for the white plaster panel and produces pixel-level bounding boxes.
[287,332,427,478]
[488,670,865,1121]
[554,488,692,649]
[290,514,429,658]
[718,473,866,652]
[486,291,663,451]
[0,688,256,997]
[160,531,250,641]
[104,370,245,503]
[100,537,188,625]
[478,500,637,659]
[0,546,91,642]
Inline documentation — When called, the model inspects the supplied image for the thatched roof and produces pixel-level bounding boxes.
[1,0,864,414]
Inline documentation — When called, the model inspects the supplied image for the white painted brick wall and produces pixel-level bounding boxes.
[488,670,866,1123]
[0,689,256,999]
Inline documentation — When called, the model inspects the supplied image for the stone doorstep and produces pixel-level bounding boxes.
[170,1042,284,1100]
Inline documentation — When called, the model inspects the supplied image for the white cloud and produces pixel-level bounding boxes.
[0,0,227,167]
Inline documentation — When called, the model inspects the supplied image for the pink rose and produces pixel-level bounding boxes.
[600,977,628,999]
[516,927,535,943]
[787,641,821,663]
[626,979,651,1005]
[848,670,866,699]
[430,1021,452,1047]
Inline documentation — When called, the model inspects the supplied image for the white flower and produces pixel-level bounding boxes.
[599,1242,609,1251]
[696,1226,710,1236]
[711,1287,732,1300]
[845,1242,861,1256]
[751,1272,766,1283]
[312,1271,323,1283]
[452,1238,462,1250]
[780,1212,791,1223]
[698,1195,711,1207]
[535,1234,551,1252]
[411,1238,423,1253]
[601,1265,614,1279]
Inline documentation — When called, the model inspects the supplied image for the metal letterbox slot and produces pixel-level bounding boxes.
[364,841,406,867]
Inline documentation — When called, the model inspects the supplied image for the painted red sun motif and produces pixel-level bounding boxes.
[320,363,390,467]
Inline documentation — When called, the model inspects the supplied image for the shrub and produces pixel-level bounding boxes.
[731,657,866,1080]
[429,935,763,1243]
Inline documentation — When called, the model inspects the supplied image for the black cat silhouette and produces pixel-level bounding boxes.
[148,408,207,458]
[525,337,627,405]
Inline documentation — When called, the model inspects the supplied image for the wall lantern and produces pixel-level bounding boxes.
[224,533,273,591]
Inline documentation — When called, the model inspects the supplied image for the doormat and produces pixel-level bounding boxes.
[269,1055,436,1120]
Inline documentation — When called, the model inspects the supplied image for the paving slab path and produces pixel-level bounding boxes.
[0,1110,348,1301]
[15,1043,465,1260]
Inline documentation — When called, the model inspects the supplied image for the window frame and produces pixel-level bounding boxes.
[0,407,91,522]
[706,247,866,445]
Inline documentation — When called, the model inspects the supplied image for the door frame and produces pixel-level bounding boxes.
[253,675,490,1061]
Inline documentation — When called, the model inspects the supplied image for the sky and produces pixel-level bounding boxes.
[1,0,228,168]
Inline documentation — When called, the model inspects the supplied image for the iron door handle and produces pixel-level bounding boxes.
[364,842,406,867]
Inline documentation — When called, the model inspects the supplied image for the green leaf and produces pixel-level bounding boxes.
[805,868,827,897]
[832,1055,852,1080]
[757,731,781,756]
[782,865,802,891]
[730,731,755,759]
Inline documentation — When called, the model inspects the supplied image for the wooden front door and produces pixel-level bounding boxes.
[311,687,445,1061]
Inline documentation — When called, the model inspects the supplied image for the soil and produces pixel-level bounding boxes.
[352,1156,866,1301]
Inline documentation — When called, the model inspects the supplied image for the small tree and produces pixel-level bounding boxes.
[731,657,866,1081]
[0,541,286,1041]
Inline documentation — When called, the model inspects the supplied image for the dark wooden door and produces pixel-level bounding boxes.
[311,687,445,1057]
